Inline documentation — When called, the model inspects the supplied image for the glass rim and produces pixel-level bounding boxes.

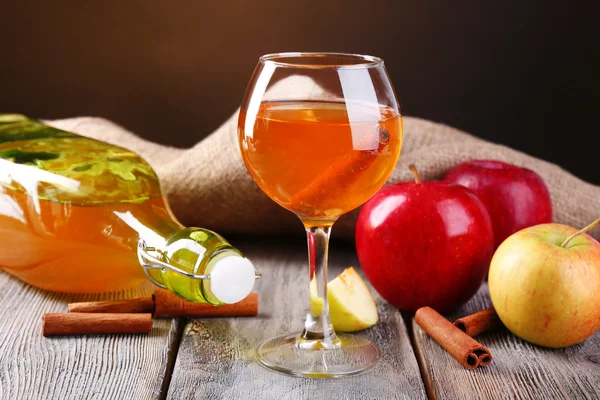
[259,52,384,70]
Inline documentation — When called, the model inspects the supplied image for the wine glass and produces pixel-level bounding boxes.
[238,52,403,377]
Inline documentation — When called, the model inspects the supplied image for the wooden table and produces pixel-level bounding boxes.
[1,239,599,400]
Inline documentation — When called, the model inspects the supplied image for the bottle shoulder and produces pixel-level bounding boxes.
[0,115,162,205]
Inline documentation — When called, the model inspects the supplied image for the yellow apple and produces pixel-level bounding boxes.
[310,267,379,332]
[489,221,600,348]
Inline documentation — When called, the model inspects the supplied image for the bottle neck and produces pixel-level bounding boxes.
[115,197,257,304]
[138,236,243,304]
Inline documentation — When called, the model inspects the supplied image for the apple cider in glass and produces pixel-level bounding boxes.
[239,101,402,224]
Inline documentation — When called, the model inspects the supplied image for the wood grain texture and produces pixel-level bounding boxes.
[0,273,181,400]
[167,240,427,400]
[413,283,600,400]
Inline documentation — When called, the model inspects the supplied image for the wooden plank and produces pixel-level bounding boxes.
[0,273,182,400]
[413,283,600,400]
[167,239,427,400]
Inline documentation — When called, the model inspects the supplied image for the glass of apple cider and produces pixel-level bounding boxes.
[239,53,402,377]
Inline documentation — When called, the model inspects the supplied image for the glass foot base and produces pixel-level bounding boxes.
[256,332,379,378]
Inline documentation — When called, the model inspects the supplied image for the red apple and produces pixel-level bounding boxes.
[356,166,494,313]
[444,160,552,249]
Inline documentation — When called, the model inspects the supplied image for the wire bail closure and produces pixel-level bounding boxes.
[137,239,262,289]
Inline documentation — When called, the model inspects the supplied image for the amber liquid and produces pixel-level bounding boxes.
[0,117,184,293]
[0,190,181,293]
[239,101,402,223]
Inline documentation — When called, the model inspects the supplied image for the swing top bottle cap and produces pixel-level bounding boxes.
[209,256,256,304]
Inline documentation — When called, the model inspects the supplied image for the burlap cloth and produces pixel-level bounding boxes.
[47,104,600,241]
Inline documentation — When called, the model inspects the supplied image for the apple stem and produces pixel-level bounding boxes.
[560,217,600,248]
[409,164,422,184]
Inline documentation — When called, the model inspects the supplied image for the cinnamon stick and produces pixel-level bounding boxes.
[68,298,155,314]
[289,126,390,213]
[67,291,259,318]
[42,313,152,336]
[153,290,258,318]
[415,307,492,370]
[454,307,502,337]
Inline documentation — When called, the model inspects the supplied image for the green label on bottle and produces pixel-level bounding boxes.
[0,114,162,205]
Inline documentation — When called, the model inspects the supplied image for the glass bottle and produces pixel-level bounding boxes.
[0,114,259,304]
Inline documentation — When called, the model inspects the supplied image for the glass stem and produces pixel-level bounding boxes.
[299,225,340,350]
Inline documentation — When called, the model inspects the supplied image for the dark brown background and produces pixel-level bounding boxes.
[1,1,597,183]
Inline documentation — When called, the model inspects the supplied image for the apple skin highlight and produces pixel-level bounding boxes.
[489,223,600,348]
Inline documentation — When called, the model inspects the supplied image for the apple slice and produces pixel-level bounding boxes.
[309,278,324,317]
[329,267,379,332]
[310,267,379,332]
